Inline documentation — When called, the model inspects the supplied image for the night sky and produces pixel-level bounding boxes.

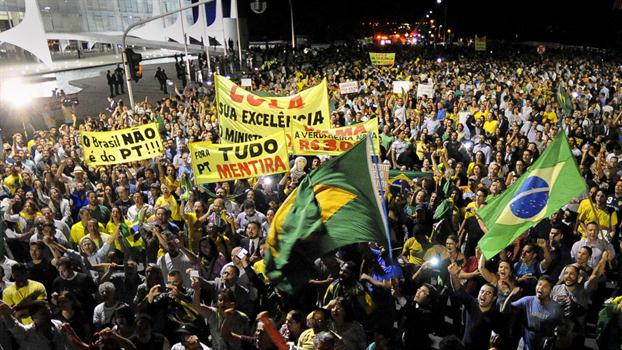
[244,0,622,47]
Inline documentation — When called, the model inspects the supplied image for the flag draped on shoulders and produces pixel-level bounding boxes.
[477,131,586,259]
[265,135,389,293]
[556,82,573,117]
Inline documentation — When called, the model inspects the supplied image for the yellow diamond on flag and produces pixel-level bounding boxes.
[313,185,357,223]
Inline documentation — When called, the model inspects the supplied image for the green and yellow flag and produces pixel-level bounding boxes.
[477,132,586,259]
[265,135,389,293]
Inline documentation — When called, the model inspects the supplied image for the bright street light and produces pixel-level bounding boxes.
[1,78,32,108]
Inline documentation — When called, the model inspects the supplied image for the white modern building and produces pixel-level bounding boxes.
[0,0,246,66]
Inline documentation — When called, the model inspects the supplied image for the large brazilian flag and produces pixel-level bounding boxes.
[265,135,389,293]
[477,131,586,259]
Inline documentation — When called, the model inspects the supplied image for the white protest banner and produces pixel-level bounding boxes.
[240,78,253,87]
[392,80,412,94]
[339,81,359,94]
[417,83,435,98]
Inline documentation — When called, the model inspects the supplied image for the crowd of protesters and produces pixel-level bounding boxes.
[0,42,621,350]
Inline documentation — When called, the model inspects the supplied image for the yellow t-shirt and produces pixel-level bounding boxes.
[2,280,47,324]
[402,237,423,265]
[70,221,106,245]
[464,202,479,219]
[577,198,619,237]
[163,176,180,192]
[79,232,111,249]
[542,111,558,123]
[483,120,499,135]
[183,212,203,252]
[474,110,490,120]
[155,195,181,221]
[106,220,133,251]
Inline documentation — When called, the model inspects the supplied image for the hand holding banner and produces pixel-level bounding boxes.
[81,123,164,165]
[190,132,290,184]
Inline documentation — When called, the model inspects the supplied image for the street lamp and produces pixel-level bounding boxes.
[288,0,295,48]
[43,6,55,31]
[437,0,448,42]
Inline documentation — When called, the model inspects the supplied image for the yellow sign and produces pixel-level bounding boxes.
[369,52,395,66]
[215,74,330,143]
[189,132,290,184]
[290,118,380,156]
[81,123,163,165]
[475,36,487,51]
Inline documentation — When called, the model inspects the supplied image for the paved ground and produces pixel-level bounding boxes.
[0,58,227,137]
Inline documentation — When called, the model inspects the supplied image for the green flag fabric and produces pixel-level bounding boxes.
[119,220,146,254]
[477,132,586,259]
[180,173,193,202]
[556,82,573,117]
[265,135,389,293]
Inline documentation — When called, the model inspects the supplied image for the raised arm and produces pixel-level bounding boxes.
[447,262,463,291]
[478,254,499,284]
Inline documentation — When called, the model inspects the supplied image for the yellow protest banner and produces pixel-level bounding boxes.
[290,118,380,156]
[215,74,330,143]
[81,123,163,166]
[475,36,487,51]
[190,132,290,184]
[369,52,395,66]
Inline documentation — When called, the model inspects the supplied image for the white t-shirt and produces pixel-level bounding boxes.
[171,342,210,350]
[93,302,121,328]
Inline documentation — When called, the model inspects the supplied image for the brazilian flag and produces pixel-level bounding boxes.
[180,173,193,202]
[477,132,586,259]
[265,135,390,293]
[119,218,146,254]
[556,82,573,117]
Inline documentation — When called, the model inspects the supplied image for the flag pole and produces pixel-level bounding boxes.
[368,133,393,260]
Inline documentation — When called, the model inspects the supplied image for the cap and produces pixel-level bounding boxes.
[72,166,85,174]
[176,324,198,335]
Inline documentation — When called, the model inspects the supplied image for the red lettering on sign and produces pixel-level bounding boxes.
[288,95,304,109]
[230,85,244,103]
[340,141,353,151]
[274,156,287,172]
[247,94,266,107]
[264,157,275,173]
[217,164,232,179]
[299,140,309,150]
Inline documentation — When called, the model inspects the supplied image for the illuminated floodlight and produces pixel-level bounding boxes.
[1,78,32,108]
[436,58,442,63]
